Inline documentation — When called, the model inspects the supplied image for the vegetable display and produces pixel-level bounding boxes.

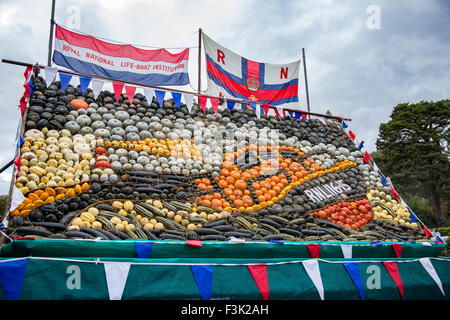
[2,76,426,242]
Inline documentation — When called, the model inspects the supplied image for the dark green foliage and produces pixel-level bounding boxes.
[373,100,450,227]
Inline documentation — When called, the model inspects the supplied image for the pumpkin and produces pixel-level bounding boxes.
[70,99,89,110]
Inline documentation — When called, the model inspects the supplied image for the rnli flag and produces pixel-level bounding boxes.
[53,24,190,86]
[202,33,300,109]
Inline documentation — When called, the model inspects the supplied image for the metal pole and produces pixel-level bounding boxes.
[302,48,311,118]
[47,0,56,66]
[197,28,202,96]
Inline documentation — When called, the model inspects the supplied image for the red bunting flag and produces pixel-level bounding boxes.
[392,243,402,258]
[301,113,307,119]
[124,85,136,103]
[185,240,202,247]
[247,264,269,300]
[363,151,371,164]
[391,186,399,200]
[383,262,404,299]
[24,66,32,82]
[210,96,219,113]
[423,226,432,238]
[348,130,356,140]
[112,81,124,102]
[274,107,283,119]
[306,244,320,258]
[198,95,208,114]
[262,103,270,115]
[19,98,27,118]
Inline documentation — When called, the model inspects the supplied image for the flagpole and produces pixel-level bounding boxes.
[47,0,56,66]
[197,28,202,96]
[302,48,311,119]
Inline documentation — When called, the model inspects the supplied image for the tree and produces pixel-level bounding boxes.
[373,100,450,227]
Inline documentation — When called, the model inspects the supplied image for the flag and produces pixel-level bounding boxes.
[341,244,352,258]
[0,258,28,300]
[183,93,194,112]
[19,98,27,118]
[59,72,72,91]
[171,92,182,110]
[343,263,365,300]
[104,262,130,300]
[248,101,256,112]
[124,85,136,103]
[53,24,190,86]
[248,265,269,300]
[424,226,432,238]
[302,260,324,300]
[17,136,24,148]
[363,151,371,164]
[383,262,404,299]
[342,121,348,129]
[307,244,320,258]
[210,96,219,113]
[391,186,399,200]
[79,75,92,96]
[143,87,155,104]
[13,155,21,173]
[358,141,364,150]
[419,258,445,296]
[380,174,389,186]
[198,95,208,114]
[348,130,356,140]
[154,90,166,107]
[202,32,300,109]
[112,81,124,102]
[134,242,153,258]
[44,66,58,85]
[91,78,105,99]
[274,106,283,119]
[392,243,402,258]
[226,100,236,111]
[9,186,25,212]
[262,103,270,115]
[191,265,213,300]
[185,240,202,247]
[301,112,307,119]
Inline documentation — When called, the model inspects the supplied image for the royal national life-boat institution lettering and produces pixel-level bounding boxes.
[304,180,352,203]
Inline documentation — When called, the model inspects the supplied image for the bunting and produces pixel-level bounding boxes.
[183,93,194,112]
[306,244,320,258]
[383,261,404,299]
[124,85,136,103]
[154,90,166,108]
[226,100,236,111]
[79,75,92,96]
[171,92,182,110]
[343,262,365,300]
[104,262,130,300]
[248,264,269,300]
[59,72,72,91]
[301,259,324,300]
[198,95,208,114]
[134,242,153,258]
[419,258,445,296]
[191,265,213,300]
[0,258,28,300]
[91,78,105,99]
[210,96,219,113]
[112,81,124,102]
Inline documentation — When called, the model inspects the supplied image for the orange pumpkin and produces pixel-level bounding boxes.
[70,99,88,110]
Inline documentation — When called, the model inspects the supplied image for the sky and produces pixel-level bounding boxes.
[0,0,449,195]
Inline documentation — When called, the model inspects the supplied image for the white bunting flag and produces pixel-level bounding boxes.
[44,66,58,86]
[183,93,194,112]
[91,78,105,99]
[104,262,131,300]
[276,106,284,119]
[228,236,246,244]
[301,259,324,300]
[9,186,25,212]
[340,244,353,259]
[143,87,155,105]
[419,258,445,296]
[256,103,261,119]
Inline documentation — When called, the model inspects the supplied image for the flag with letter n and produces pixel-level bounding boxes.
[202,32,301,109]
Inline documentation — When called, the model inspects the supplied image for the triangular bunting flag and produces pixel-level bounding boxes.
[171,92,182,110]
[134,242,153,258]
[262,103,270,115]
[301,112,307,119]
[391,186,399,200]
[348,130,356,140]
[301,259,324,300]
[198,95,208,114]
[183,93,194,112]
[17,135,24,148]
[19,98,27,118]
[392,243,402,258]
[419,258,445,296]
[343,263,365,300]
[370,240,383,246]
[185,240,202,247]
[124,85,136,103]
[0,258,28,300]
[112,81,124,102]
[227,100,236,111]
[210,96,219,113]
[255,104,261,119]
[241,103,247,111]
[9,185,25,212]
[13,155,21,173]
[191,265,213,300]
[342,121,348,129]
[143,87,155,104]
[248,101,256,112]
[248,264,269,300]
[23,66,32,83]
[341,244,353,258]
[409,211,419,223]
[380,174,389,186]
[294,112,301,120]
[104,262,131,300]
[79,75,92,96]
[44,66,58,85]
[424,226,432,238]
[358,141,365,150]
[91,78,105,99]
[382,262,404,299]
[363,151,371,164]
[306,244,320,258]
[274,107,284,120]
[154,90,166,108]
[27,78,34,96]
[59,73,72,91]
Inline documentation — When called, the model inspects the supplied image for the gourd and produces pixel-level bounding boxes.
[70,99,89,110]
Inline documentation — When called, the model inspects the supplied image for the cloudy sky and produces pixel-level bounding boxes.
[0,0,449,195]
